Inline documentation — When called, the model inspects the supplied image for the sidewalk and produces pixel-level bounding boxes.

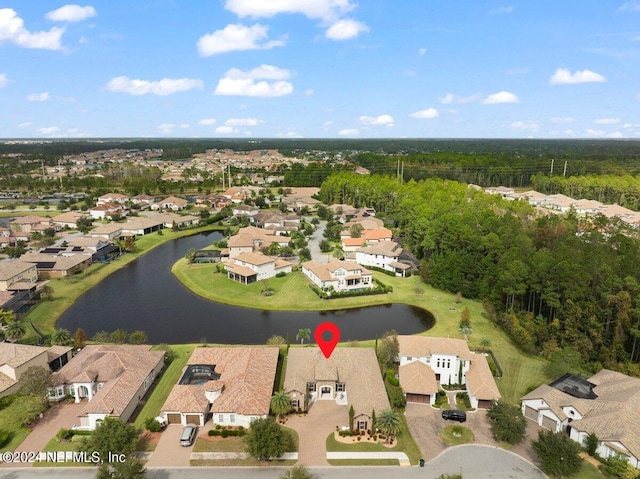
[326,452,410,466]
[190,452,298,460]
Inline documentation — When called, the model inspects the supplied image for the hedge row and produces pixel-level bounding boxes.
[208,429,246,437]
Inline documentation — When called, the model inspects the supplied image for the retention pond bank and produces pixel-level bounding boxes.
[58,232,434,343]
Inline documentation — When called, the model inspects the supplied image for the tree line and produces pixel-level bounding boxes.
[319,172,640,374]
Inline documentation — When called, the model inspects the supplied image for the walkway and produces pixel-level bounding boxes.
[145,424,195,467]
[327,452,410,466]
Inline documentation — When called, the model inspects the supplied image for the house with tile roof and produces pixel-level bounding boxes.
[150,196,188,211]
[120,217,164,236]
[0,343,71,398]
[227,226,291,258]
[96,193,129,206]
[0,260,38,291]
[284,348,390,432]
[9,215,54,235]
[161,347,278,427]
[397,335,500,409]
[521,369,640,469]
[21,252,92,279]
[354,241,412,277]
[48,345,165,430]
[52,211,91,229]
[301,259,374,295]
[226,252,292,284]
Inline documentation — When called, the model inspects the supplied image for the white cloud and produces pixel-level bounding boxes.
[325,18,369,40]
[482,91,519,104]
[585,128,605,137]
[18,121,32,128]
[197,23,285,56]
[594,118,620,125]
[338,128,359,135]
[225,117,261,126]
[157,123,175,134]
[511,120,539,132]
[37,126,60,135]
[418,48,427,56]
[550,68,606,85]
[550,116,574,123]
[304,89,314,96]
[214,64,293,97]
[105,76,204,96]
[619,1,640,11]
[0,8,65,50]
[224,0,357,22]
[198,118,217,125]
[410,108,439,119]
[215,126,236,134]
[179,124,189,129]
[276,131,303,138]
[27,92,49,102]
[439,92,482,104]
[323,120,333,127]
[0,73,7,88]
[490,6,514,14]
[607,131,624,138]
[360,114,394,126]
[46,5,97,22]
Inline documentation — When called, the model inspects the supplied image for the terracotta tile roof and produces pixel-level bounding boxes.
[362,227,393,241]
[342,237,366,247]
[52,212,89,224]
[284,348,389,416]
[465,353,501,401]
[234,252,274,266]
[0,343,48,369]
[355,241,402,257]
[51,345,164,418]
[399,361,438,395]
[226,264,258,277]
[161,347,279,416]
[274,259,293,270]
[121,217,164,231]
[0,260,36,281]
[325,260,370,274]
[301,260,333,282]
[0,372,17,393]
[11,215,50,225]
[46,345,72,363]
[89,223,123,235]
[398,335,474,360]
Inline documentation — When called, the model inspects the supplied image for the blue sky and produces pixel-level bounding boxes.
[1,1,639,139]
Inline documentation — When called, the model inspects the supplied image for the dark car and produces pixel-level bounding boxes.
[442,409,467,422]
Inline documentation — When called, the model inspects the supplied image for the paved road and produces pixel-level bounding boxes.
[306,219,330,264]
[3,445,546,478]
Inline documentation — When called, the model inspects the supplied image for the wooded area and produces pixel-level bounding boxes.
[319,172,640,375]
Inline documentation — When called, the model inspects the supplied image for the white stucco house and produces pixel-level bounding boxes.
[397,335,500,409]
[301,259,374,295]
[354,241,411,277]
[47,345,165,430]
[161,347,278,427]
[226,252,293,284]
[521,370,640,470]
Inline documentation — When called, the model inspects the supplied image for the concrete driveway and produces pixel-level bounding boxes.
[405,403,500,462]
[145,424,197,467]
[286,400,348,466]
[1,401,86,468]
[306,219,330,264]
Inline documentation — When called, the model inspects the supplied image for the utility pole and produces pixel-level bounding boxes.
[221,163,225,190]
[228,163,231,188]
[550,159,554,176]
[563,161,568,177]
[400,161,404,185]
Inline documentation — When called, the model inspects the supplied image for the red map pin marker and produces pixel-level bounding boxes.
[314,322,341,359]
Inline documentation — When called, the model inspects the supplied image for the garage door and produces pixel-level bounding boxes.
[166,413,181,424]
[524,406,538,421]
[185,414,200,425]
[541,415,557,431]
[406,393,430,404]
[477,400,492,409]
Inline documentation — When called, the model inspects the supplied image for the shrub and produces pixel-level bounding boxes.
[208,430,221,437]
[0,431,10,448]
[144,417,162,432]
[0,394,18,410]
[385,369,399,387]
[221,429,229,438]
[275,272,286,278]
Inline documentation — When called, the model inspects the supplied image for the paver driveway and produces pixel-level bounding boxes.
[145,424,197,467]
[1,401,86,468]
[404,403,500,461]
[286,400,348,466]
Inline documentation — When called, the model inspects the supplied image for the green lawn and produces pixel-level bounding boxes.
[327,459,400,466]
[194,435,246,453]
[23,225,224,339]
[0,395,46,454]
[191,458,296,467]
[440,425,475,446]
[326,413,421,466]
[132,344,196,431]
[173,263,551,403]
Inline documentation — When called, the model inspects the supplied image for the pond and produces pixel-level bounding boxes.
[57,231,434,344]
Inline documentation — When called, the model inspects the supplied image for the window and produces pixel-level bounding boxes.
[230,414,235,423]
[218,414,224,423]
[358,420,367,430]
[307,382,316,392]
[407,356,413,361]
[437,359,441,368]
[291,400,299,409]
[336,383,346,392]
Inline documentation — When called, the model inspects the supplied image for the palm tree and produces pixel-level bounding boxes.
[51,328,73,346]
[296,328,311,345]
[5,320,27,342]
[377,409,402,444]
[270,390,292,421]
